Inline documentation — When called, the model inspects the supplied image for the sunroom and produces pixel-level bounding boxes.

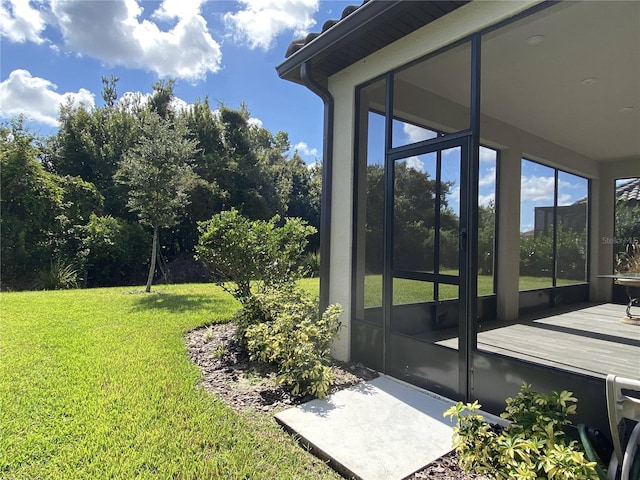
[278,0,640,431]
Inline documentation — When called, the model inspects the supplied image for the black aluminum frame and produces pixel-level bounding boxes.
[344,0,627,433]
[347,0,556,341]
[348,1,602,405]
[354,36,482,400]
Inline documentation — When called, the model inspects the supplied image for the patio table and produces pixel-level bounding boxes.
[598,274,640,321]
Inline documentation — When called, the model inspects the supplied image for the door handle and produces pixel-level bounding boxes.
[459,227,467,250]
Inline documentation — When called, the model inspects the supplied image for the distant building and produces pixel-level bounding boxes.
[534,178,639,236]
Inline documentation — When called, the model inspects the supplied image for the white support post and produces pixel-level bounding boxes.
[496,149,522,322]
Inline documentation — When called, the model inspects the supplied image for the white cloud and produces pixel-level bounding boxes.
[152,0,205,21]
[117,91,148,112]
[520,175,555,203]
[49,0,222,81]
[557,193,573,206]
[403,123,437,144]
[479,167,496,187]
[479,192,495,207]
[224,0,318,50]
[479,146,497,163]
[117,90,190,114]
[406,155,424,172]
[0,74,193,127]
[170,96,189,113]
[294,141,318,157]
[247,117,263,128]
[557,179,582,206]
[0,0,46,44]
[0,69,95,126]
[521,174,577,205]
[450,185,461,206]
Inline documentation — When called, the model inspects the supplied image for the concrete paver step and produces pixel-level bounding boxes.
[275,375,460,480]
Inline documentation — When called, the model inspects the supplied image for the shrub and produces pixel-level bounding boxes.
[244,285,342,398]
[616,240,640,274]
[81,214,148,287]
[301,250,320,278]
[34,258,79,290]
[614,198,640,261]
[444,384,599,479]
[520,229,587,281]
[1,120,64,290]
[196,210,343,398]
[196,209,316,302]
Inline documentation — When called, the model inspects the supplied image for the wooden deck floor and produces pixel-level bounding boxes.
[472,303,640,379]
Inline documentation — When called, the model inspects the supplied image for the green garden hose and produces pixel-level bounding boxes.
[578,423,609,480]
[621,422,640,480]
[631,448,640,480]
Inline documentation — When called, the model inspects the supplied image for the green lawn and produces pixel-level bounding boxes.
[361,272,491,307]
[0,284,339,480]
[361,274,584,307]
[1,277,585,478]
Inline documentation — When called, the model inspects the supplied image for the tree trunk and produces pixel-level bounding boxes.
[146,226,158,293]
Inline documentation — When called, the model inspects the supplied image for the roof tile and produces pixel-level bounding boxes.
[618,178,640,202]
[285,1,368,58]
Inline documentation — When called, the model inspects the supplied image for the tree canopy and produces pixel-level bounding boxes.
[1,78,322,290]
[114,111,200,292]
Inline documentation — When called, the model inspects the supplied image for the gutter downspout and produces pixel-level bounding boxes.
[300,61,334,314]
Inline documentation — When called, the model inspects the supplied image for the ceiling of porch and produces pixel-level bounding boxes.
[397,1,640,163]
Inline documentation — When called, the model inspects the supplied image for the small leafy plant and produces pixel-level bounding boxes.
[202,326,215,342]
[34,258,79,290]
[244,285,342,398]
[616,240,640,274]
[444,384,599,479]
[301,250,320,278]
[211,345,226,359]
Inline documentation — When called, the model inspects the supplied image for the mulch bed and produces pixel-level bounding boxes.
[185,323,487,479]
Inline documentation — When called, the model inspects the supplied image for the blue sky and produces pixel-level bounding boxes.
[0,0,355,164]
[520,159,588,233]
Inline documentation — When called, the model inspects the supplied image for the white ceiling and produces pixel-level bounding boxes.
[397,1,640,162]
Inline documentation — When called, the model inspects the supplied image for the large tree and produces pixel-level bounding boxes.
[114,111,200,292]
[1,118,103,290]
[6,75,325,288]
[47,77,139,218]
[364,163,457,273]
[1,119,62,289]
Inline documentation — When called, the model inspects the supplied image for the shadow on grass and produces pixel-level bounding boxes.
[128,291,234,314]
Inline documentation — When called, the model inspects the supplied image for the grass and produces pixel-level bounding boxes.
[354,274,584,307]
[1,277,585,478]
[361,272,493,307]
[0,284,339,480]
[518,276,581,291]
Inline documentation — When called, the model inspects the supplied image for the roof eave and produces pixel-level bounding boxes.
[276,0,404,85]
